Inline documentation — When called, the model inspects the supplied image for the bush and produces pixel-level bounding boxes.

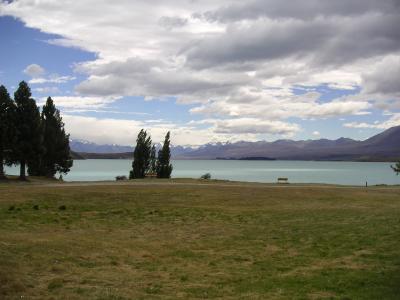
[200,173,211,180]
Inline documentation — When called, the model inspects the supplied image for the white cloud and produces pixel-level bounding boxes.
[312,131,320,136]
[214,118,300,136]
[190,92,370,120]
[33,86,61,94]
[29,75,76,84]
[23,64,45,77]
[37,96,120,110]
[62,114,271,146]
[343,114,400,129]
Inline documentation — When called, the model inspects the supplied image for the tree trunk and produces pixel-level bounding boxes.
[0,150,5,180]
[19,160,26,180]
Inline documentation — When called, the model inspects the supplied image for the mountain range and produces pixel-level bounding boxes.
[71,126,400,161]
[70,140,134,153]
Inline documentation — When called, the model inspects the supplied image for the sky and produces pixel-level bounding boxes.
[0,0,399,146]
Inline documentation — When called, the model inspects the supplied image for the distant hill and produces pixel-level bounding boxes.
[71,126,400,162]
[76,152,133,159]
[70,151,85,160]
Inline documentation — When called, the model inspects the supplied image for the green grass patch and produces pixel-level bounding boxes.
[0,181,399,299]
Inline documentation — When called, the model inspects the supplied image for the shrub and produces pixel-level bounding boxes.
[200,173,211,180]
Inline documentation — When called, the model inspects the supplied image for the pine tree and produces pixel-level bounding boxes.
[130,129,152,179]
[40,97,73,177]
[156,131,173,178]
[14,81,42,180]
[0,85,16,179]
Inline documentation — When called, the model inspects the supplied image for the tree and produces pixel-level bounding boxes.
[392,162,400,175]
[38,97,73,177]
[14,81,42,180]
[0,85,16,179]
[130,129,152,179]
[149,145,157,174]
[156,131,173,178]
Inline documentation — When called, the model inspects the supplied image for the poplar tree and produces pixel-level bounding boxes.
[0,85,16,179]
[39,97,73,177]
[156,131,173,178]
[130,129,152,179]
[14,81,42,180]
[149,145,157,174]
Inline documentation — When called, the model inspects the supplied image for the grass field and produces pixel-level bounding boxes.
[0,179,399,299]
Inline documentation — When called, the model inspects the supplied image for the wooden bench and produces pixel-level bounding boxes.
[277,177,289,184]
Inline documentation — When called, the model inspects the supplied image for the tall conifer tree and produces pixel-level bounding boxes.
[39,97,73,177]
[149,145,157,174]
[130,129,152,179]
[0,85,16,179]
[14,81,42,180]
[156,131,173,178]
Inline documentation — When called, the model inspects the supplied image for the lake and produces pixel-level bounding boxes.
[5,159,399,186]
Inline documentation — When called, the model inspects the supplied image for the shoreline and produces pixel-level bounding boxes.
[1,177,399,189]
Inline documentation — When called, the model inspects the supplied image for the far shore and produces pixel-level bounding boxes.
[71,154,398,163]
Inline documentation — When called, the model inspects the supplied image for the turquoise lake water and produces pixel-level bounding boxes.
[5,159,399,186]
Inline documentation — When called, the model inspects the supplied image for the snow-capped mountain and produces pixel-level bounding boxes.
[70,140,134,154]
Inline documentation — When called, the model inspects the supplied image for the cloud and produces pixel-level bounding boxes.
[213,118,300,136]
[158,16,188,30]
[73,57,249,100]
[29,75,76,84]
[362,55,400,95]
[37,96,120,110]
[312,131,320,136]
[190,92,370,120]
[1,1,399,142]
[62,114,271,146]
[199,0,399,22]
[23,64,45,77]
[186,13,400,69]
[343,113,400,129]
[33,86,61,94]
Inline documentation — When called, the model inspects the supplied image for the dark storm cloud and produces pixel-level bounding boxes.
[185,19,335,68]
[185,8,400,69]
[200,0,400,22]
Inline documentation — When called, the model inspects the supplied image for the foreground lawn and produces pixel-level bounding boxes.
[0,180,399,299]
